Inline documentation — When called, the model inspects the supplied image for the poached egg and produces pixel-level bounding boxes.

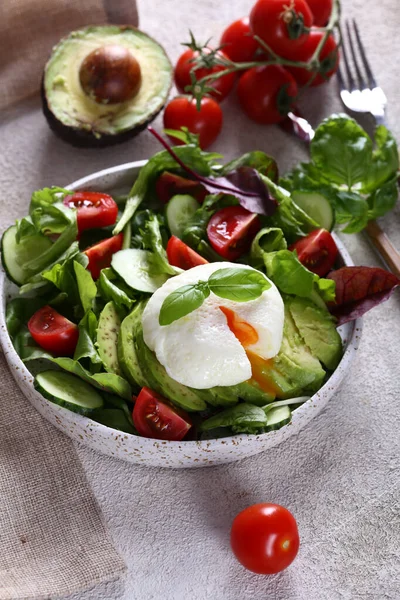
[142,262,284,389]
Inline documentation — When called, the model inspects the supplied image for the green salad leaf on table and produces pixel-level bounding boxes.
[1,114,399,442]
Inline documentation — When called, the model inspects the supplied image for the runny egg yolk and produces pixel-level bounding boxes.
[219,306,281,397]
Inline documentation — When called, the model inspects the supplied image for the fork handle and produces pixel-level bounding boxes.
[364,219,400,279]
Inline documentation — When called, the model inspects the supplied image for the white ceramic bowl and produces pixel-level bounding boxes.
[0,162,362,468]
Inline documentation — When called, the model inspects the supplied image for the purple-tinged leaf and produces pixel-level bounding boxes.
[328,266,400,325]
[148,127,278,216]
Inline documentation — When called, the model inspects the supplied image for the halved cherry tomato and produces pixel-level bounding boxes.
[237,65,298,124]
[84,233,124,280]
[28,306,79,356]
[220,17,259,63]
[63,191,118,233]
[287,31,339,86]
[174,48,235,102]
[289,228,338,277]
[163,96,223,150]
[133,387,192,441]
[156,172,207,204]
[166,236,208,270]
[306,0,332,26]
[250,0,313,57]
[207,206,261,260]
[231,503,300,574]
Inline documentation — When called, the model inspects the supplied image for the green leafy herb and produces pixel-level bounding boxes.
[73,310,102,372]
[220,150,279,182]
[209,267,271,301]
[141,212,177,275]
[250,227,287,269]
[97,268,135,311]
[264,250,315,297]
[14,328,54,362]
[159,283,210,326]
[73,261,97,313]
[199,403,269,434]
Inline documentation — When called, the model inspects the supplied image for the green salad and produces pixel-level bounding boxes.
[2,114,399,441]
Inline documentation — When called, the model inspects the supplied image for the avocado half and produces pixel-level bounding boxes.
[42,25,172,147]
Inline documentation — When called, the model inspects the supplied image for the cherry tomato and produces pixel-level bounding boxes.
[28,306,79,357]
[156,172,207,204]
[250,0,313,57]
[231,503,300,574]
[207,206,261,261]
[133,387,192,441]
[63,191,118,233]
[174,48,235,102]
[163,96,223,150]
[84,233,124,280]
[237,65,298,124]
[306,0,332,26]
[166,236,208,270]
[287,31,339,86]
[289,228,338,277]
[220,17,259,63]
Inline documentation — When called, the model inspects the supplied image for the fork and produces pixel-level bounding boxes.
[338,19,400,277]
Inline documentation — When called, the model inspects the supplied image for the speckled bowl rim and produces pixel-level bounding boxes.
[0,160,362,466]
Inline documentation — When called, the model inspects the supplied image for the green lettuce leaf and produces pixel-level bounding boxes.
[73,310,102,372]
[97,268,135,311]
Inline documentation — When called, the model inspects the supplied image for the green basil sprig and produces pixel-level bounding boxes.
[159,268,271,326]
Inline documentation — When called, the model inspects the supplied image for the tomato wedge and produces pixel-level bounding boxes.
[166,236,208,270]
[133,387,192,441]
[28,306,79,356]
[63,191,118,233]
[207,206,261,260]
[156,172,207,204]
[289,229,338,277]
[84,233,124,279]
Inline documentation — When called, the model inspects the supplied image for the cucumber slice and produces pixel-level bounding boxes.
[292,192,335,231]
[35,370,104,414]
[1,225,52,285]
[265,405,291,431]
[166,194,200,238]
[111,248,169,293]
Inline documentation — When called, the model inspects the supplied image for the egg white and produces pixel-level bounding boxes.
[142,262,284,389]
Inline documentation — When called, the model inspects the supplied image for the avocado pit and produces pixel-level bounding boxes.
[79,44,142,104]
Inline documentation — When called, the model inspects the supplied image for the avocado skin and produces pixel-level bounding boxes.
[41,80,167,148]
[41,25,172,148]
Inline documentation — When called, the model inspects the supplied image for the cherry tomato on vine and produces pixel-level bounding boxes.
[306,0,332,26]
[28,306,79,357]
[287,31,339,86]
[63,191,118,233]
[220,17,259,63]
[230,503,300,574]
[237,65,298,124]
[207,206,261,261]
[133,387,192,441]
[163,96,223,149]
[174,48,235,101]
[289,228,338,276]
[250,0,313,57]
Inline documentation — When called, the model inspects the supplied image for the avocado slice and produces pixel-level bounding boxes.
[42,25,172,147]
[96,301,121,375]
[287,296,343,371]
[118,302,149,391]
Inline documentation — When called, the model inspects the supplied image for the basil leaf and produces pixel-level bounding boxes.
[159,283,209,326]
[311,114,373,188]
[361,126,399,193]
[208,268,271,302]
[367,177,398,220]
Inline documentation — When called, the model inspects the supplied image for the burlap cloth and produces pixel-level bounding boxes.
[0,1,138,598]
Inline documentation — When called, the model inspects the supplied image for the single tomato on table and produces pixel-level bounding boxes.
[63,191,118,233]
[230,503,300,574]
[166,236,208,270]
[220,17,259,63]
[84,233,124,280]
[133,387,192,441]
[250,0,313,57]
[28,306,79,356]
[207,206,261,261]
[287,31,339,86]
[163,96,223,150]
[174,48,235,101]
[290,228,338,277]
[306,0,332,26]
[237,65,298,124]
